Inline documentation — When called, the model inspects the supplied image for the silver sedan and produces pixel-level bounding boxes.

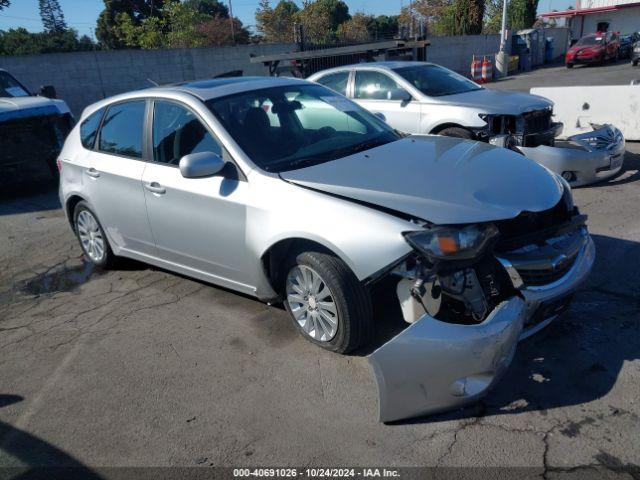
[59,76,594,422]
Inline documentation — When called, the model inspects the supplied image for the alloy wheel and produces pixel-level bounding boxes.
[76,210,105,263]
[286,265,338,342]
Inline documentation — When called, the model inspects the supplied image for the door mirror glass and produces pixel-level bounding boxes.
[179,151,226,178]
[389,89,412,102]
[39,85,57,99]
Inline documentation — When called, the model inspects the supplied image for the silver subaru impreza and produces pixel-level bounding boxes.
[59,76,595,422]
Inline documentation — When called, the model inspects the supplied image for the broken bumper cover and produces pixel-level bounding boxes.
[518,125,625,187]
[369,232,595,423]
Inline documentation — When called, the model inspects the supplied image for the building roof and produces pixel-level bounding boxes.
[539,0,640,17]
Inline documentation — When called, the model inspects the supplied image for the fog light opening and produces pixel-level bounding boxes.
[562,171,576,182]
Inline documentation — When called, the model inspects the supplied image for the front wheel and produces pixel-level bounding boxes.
[73,201,116,268]
[283,251,372,354]
[438,126,475,140]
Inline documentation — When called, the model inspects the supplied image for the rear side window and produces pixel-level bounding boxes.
[98,100,146,159]
[316,71,350,96]
[80,108,105,150]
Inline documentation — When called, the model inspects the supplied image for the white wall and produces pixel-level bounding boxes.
[570,7,640,38]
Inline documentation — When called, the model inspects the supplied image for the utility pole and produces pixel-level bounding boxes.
[496,0,510,78]
[228,0,236,44]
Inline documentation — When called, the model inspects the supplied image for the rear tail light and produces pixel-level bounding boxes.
[56,158,62,172]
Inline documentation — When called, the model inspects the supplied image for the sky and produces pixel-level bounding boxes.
[0,0,575,39]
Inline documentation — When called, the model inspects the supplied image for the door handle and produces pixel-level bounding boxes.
[85,168,100,178]
[145,182,166,195]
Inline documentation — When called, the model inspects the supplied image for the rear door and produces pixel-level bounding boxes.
[141,99,250,287]
[82,99,155,255]
[352,70,421,134]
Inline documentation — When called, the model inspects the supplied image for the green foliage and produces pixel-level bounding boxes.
[336,13,372,43]
[368,15,399,39]
[0,1,10,11]
[0,28,96,56]
[256,0,299,43]
[484,0,538,33]
[183,0,229,18]
[96,0,166,49]
[39,0,68,32]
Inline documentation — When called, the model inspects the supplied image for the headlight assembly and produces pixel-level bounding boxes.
[403,224,499,262]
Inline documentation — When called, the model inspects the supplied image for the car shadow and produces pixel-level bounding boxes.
[0,182,61,216]
[388,233,640,425]
[0,394,103,479]
[580,148,640,188]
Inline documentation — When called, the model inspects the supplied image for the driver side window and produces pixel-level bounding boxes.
[153,101,222,165]
[354,71,407,100]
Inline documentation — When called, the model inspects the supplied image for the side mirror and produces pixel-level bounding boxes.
[179,152,226,179]
[39,85,57,99]
[374,112,386,122]
[388,89,412,103]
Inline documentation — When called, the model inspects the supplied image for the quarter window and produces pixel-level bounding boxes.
[316,71,350,96]
[80,107,105,150]
[153,101,222,165]
[98,101,146,159]
[354,71,406,100]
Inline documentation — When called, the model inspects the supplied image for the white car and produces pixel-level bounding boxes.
[309,62,625,186]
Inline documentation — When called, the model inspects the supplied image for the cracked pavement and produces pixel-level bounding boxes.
[1,112,639,476]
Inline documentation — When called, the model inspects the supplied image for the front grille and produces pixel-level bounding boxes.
[0,113,71,166]
[515,251,579,286]
[523,109,552,135]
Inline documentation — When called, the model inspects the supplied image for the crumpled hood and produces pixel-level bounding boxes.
[0,96,69,122]
[280,136,564,225]
[433,88,553,115]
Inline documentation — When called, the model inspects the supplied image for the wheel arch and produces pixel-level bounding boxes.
[260,237,355,299]
[65,194,86,232]
[429,122,470,135]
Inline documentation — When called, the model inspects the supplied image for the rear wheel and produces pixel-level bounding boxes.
[73,201,115,268]
[283,251,372,354]
[438,126,475,140]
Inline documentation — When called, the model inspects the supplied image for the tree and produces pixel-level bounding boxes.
[183,0,229,18]
[484,0,538,33]
[96,0,166,49]
[452,0,484,34]
[256,0,299,43]
[0,1,10,11]
[336,13,371,43]
[199,15,250,46]
[39,0,68,32]
[0,27,96,55]
[368,15,399,40]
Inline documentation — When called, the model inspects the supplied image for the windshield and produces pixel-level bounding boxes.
[393,65,482,97]
[577,36,603,46]
[207,84,400,172]
[0,71,30,98]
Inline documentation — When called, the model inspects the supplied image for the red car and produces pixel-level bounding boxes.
[566,31,620,67]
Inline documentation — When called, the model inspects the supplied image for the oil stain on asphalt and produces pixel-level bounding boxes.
[21,260,101,296]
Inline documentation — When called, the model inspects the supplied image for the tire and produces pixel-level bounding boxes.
[283,251,372,354]
[566,63,574,68]
[438,126,475,140]
[73,201,116,268]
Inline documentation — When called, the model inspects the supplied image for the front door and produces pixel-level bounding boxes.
[352,70,422,134]
[84,99,156,255]
[141,99,251,287]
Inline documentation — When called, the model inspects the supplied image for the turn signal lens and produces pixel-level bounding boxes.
[403,224,499,262]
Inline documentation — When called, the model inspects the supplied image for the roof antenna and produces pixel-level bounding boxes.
[146,78,159,87]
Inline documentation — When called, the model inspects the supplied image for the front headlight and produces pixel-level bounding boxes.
[403,224,499,262]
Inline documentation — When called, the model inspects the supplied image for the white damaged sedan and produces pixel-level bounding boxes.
[59,76,595,422]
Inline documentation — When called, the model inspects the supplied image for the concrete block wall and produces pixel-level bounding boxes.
[1,43,296,115]
[426,34,502,74]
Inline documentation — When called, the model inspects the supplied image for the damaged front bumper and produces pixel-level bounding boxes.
[368,229,595,423]
[518,125,625,187]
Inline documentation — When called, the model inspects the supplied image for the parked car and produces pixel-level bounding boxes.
[59,77,595,422]
[631,33,640,66]
[0,69,73,183]
[309,62,625,186]
[619,34,635,59]
[565,31,620,67]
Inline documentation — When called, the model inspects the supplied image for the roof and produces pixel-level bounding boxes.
[308,61,434,78]
[158,76,307,101]
[539,0,640,17]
